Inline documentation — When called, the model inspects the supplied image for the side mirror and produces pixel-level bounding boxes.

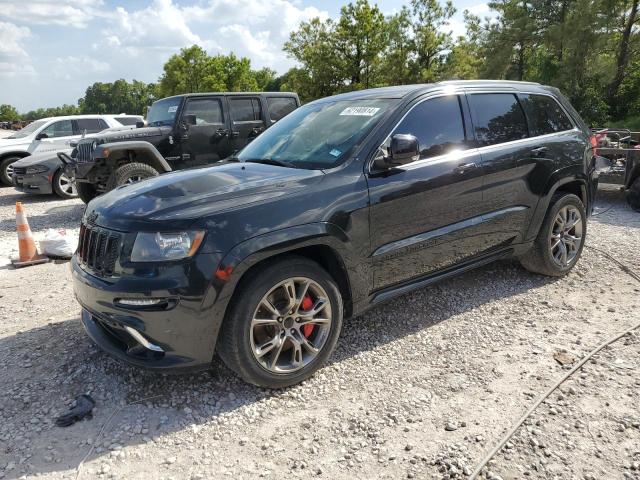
[374,134,419,170]
[136,121,145,128]
[36,132,48,140]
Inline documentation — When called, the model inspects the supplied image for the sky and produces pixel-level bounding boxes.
[0,0,492,112]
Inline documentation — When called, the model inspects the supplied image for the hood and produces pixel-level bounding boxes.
[89,125,169,144]
[86,162,324,231]
[13,150,72,168]
[0,136,30,150]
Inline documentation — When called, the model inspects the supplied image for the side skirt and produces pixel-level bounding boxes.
[368,242,532,306]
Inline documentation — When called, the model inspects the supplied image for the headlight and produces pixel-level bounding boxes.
[26,165,49,174]
[130,231,205,262]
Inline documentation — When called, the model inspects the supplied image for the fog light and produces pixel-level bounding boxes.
[115,298,165,307]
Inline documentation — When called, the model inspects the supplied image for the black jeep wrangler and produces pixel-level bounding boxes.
[67,92,299,203]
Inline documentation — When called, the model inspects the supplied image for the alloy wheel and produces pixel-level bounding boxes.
[5,163,14,178]
[57,172,77,196]
[250,277,332,374]
[549,205,583,267]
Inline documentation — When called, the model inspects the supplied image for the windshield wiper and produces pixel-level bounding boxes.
[244,158,297,168]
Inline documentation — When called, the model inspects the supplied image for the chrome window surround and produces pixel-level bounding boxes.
[368,88,580,173]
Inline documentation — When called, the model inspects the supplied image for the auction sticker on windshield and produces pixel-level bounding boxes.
[339,107,380,116]
[168,106,178,113]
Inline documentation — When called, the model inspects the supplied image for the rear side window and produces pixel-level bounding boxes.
[183,98,224,125]
[520,94,574,135]
[114,116,140,126]
[468,93,528,146]
[392,95,468,159]
[41,120,74,138]
[76,118,107,134]
[267,97,298,122]
[230,98,262,122]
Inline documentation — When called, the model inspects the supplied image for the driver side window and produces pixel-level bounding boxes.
[40,120,74,138]
[183,98,224,125]
[392,95,468,159]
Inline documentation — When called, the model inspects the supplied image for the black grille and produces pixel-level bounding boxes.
[77,222,122,276]
[77,141,93,163]
[12,166,27,175]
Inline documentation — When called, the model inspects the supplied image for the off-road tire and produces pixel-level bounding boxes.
[625,176,640,212]
[107,162,159,191]
[520,193,586,277]
[0,156,21,186]
[77,182,98,204]
[52,169,78,199]
[217,256,344,388]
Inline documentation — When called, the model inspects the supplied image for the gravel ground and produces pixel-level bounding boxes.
[0,183,638,480]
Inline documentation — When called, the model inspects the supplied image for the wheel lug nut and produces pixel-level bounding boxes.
[290,329,295,334]
[277,317,283,322]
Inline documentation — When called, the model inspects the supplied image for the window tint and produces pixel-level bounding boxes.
[520,94,573,135]
[392,95,467,159]
[40,120,74,138]
[76,118,107,134]
[267,97,298,121]
[468,93,528,146]
[230,98,261,122]
[114,116,140,126]
[183,98,223,125]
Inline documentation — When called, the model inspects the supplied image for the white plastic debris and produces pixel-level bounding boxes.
[39,228,77,258]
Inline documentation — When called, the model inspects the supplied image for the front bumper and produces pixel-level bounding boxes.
[72,253,224,372]
[12,172,53,194]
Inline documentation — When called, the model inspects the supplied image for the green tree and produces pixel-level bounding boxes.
[334,0,387,89]
[410,0,457,81]
[80,80,156,115]
[0,104,20,121]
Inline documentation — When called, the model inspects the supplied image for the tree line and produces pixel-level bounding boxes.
[2,0,638,128]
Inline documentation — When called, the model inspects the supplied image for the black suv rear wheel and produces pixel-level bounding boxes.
[520,193,586,276]
[217,257,343,388]
[625,176,640,212]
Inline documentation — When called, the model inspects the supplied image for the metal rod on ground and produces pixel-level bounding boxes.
[469,245,640,479]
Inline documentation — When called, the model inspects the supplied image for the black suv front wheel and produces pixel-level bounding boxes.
[108,162,159,191]
[218,257,343,388]
[520,193,586,276]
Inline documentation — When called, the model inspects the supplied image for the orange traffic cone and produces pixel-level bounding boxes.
[11,202,48,268]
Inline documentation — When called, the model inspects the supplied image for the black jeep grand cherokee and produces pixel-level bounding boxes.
[73,81,598,388]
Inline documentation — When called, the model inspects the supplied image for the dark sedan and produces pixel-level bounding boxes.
[12,151,77,198]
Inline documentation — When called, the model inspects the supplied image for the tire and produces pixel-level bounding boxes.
[77,182,98,204]
[107,162,159,191]
[0,156,21,186]
[52,169,78,199]
[520,193,587,277]
[625,176,640,212]
[217,256,344,388]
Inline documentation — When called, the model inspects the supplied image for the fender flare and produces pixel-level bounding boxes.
[201,222,358,347]
[96,141,172,173]
[525,174,589,240]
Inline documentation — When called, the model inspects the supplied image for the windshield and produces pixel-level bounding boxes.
[147,97,182,127]
[7,120,48,139]
[237,99,396,169]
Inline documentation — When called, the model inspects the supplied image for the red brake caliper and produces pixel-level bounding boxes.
[301,295,314,337]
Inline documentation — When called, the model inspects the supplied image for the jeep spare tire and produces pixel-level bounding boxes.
[108,162,159,191]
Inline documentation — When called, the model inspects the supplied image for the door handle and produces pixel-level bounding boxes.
[454,162,477,174]
[215,128,229,137]
[230,130,240,138]
[251,127,264,135]
[531,146,548,156]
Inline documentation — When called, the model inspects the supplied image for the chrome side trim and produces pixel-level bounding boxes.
[123,326,164,353]
[372,206,528,257]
